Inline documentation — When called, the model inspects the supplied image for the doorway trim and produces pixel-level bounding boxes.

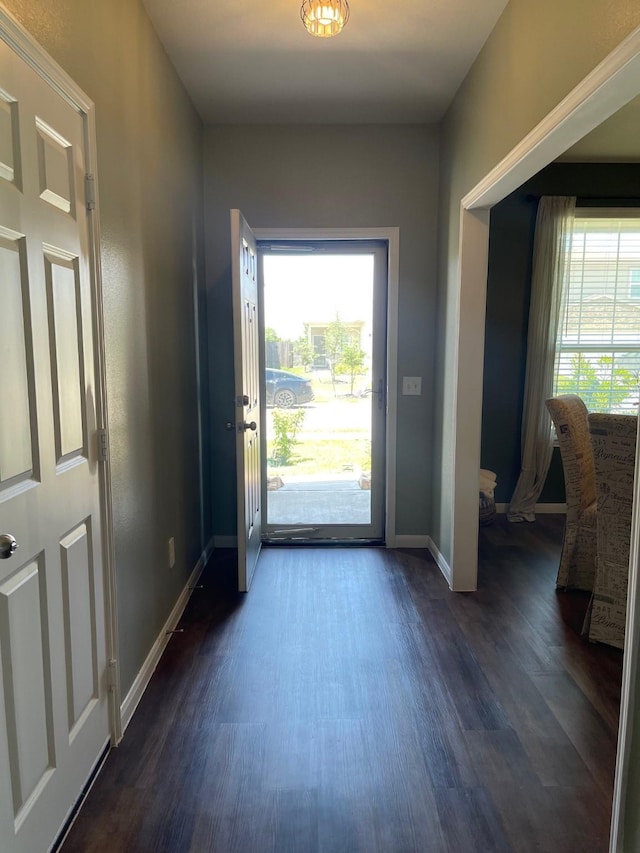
[452,24,640,851]
[253,226,400,545]
[0,7,121,742]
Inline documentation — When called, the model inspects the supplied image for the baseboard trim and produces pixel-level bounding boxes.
[495,503,567,514]
[391,534,431,549]
[426,536,453,588]
[214,535,238,548]
[119,536,214,735]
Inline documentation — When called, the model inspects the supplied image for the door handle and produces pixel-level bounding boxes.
[371,379,384,409]
[0,533,18,559]
[225,421,257,432]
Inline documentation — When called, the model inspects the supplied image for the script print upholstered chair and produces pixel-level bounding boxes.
[545,395,597,591]
[587,412,638,649]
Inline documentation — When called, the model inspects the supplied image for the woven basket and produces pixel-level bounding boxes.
[479,492,496,525]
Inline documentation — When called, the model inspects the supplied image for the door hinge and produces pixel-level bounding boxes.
[97,428,109,462]
[85,173,96,211]
[107,658,118,693]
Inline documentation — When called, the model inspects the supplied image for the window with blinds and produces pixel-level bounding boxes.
[553,211,640,413]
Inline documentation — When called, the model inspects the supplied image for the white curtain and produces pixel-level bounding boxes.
[508,196,576,522]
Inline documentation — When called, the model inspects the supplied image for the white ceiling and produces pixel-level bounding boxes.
[142,0,510,124]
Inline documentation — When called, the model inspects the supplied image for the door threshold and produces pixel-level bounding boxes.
[262,538,385,547]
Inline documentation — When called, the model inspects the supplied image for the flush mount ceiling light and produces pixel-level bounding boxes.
[300,0,350,38]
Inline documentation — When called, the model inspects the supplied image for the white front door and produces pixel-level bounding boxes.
[0,27,110,853]
[231,209,262,591]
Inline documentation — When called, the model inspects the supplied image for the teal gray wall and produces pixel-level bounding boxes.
[204,124,439,540]
[482,162,640,505]
[3,0,208,696]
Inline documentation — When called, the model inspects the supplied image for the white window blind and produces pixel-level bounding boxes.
[553,211,640,413]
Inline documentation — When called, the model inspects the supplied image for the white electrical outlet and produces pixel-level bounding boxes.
[402,376,422,396]
[168,537,175,569]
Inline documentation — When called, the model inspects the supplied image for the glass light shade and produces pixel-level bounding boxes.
[300,0,350,38]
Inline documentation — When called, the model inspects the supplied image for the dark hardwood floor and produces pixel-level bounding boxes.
[62,515,623,852]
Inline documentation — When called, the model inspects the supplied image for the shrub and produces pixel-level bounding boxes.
[270,409,306,465]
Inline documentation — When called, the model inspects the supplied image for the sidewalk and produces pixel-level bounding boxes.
[267,476,371,524]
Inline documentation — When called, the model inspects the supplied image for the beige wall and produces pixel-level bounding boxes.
[560,95,640,162]
[4,0,207,694]
[204,124,439,539]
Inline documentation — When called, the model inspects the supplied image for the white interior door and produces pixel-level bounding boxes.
[231,209,262,591]
[0,30,110,853]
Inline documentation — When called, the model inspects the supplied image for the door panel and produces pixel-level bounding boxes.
[36,119,74,215]
[0,557,54,818]
[0,95,19,184]
[0,234,33,482]
[0,31,109,853]
[60,521,98,734]
[231,209,262,591]
[45,250,85,461]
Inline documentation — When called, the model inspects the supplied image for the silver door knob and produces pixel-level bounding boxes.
[0,534,18,559]
[243,421,257,432]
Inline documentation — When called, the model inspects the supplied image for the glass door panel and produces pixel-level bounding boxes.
[260,241,386,542]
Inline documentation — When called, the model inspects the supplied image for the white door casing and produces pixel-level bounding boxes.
[231,209,262,591]
[0,13,113,853]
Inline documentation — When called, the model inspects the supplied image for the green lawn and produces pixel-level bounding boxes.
[266,376,372,477]
[267,436,371,477]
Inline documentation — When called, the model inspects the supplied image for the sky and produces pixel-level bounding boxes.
[263,253,374,341]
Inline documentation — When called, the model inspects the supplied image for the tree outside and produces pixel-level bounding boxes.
[555,353,639,412]
[337,343,366,395]
[294,334,314,370]
[323,314,349,393]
